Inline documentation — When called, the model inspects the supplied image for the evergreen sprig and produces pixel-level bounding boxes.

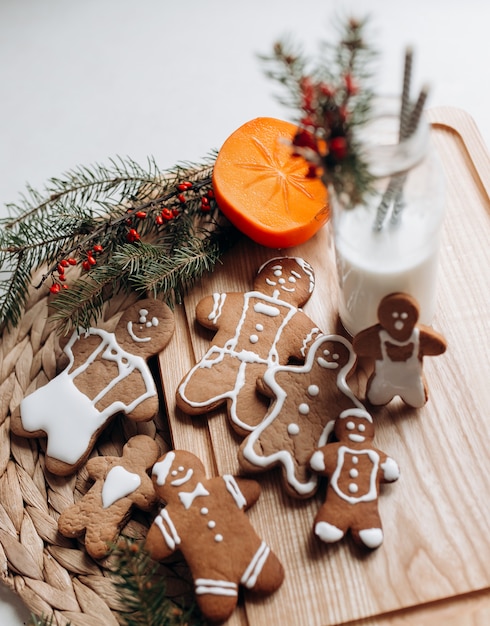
[0,153,239,332]
[111,539,205,626]
[260,16,378,206]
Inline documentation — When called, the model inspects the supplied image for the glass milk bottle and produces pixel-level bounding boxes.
[330,96,445,336]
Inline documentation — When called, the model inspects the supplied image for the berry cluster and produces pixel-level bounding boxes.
[48,175,218,295]
[49,244,104,293]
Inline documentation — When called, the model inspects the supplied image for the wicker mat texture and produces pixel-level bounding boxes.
[0,274,189,625]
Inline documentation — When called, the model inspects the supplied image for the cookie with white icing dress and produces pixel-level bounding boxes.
[145,449,285,623]
[238,333,365,498]
[176,256,322,436]
[352,292,446,408]
[58,435,160,559]
[11,299,174,475]
[310,409,400,549]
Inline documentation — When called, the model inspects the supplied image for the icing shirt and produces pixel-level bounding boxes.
[20,328,156,464]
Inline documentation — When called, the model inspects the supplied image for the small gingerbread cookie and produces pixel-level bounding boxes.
[310,409,400,549]
[176,257,322,435]
[352,292,446,408]
[238,333,364,498]
[58,435,160,559]
[11,299,174,475]
[145,450,284,623]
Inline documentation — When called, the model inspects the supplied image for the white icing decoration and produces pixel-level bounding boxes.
[152,452,176,485]
[359,528,384,548]
[298,403,309,415]
[200,507,208,515]
[249,334,259,344]
[101,465,141,508]
[195,579,238,597]
[171,470,178,476]
[253,302,280,317]
[381,457,400,482]
[310,450,325,472]
[308,384,319,396]
[170,468,194,486]
[154,509,181,549]
[349,483,358,493]
[241,333,364,495]
[178,290,303,433]
[255,323,264,331]
[214,534,223,542]
[223,475,247,509]
[287,423,300,436]
[349,468,359,478]
[241,541,270,588]
[127,321,152,343]
[330,447,380,504]
[178,482,210,509]
[178,466,184,471]
[208,292,226,323]
[315,521,344,543]
[208,520,216,529]
[368,327,426,407]
[20,328,157,465]
[348,433,366,443]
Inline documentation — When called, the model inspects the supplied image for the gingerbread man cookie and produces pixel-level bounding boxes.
[238,333,364,498]
[310,409,400,549]
[58,435,160,559]
[11,299,174,475]
[145,450,284,623]
[176,257,321,435]
[352,292,446,408]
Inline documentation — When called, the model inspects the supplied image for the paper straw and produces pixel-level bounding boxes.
[399,47,413,140]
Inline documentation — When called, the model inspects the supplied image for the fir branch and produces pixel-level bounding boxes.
[111,540,204,626]
[0,152,237,331]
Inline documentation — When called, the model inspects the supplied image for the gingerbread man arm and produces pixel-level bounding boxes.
[276,311,321,363]
[309,444,339,478]
[145,511,178,561]
[222,476,261,510]
[86,456,112,481]
[352,325,383,360]
[418,326,447,357]
[379,453,400,483]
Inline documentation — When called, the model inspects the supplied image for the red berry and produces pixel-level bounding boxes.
[59,274,67,281]
[93,244,103,253]
[161,207,173,221]
[60,259,70,268]
[87,255,96,266]
[82,260,91,271]
[207,190,214,199]
[155,215,164,225]
[62,284,69,290]
[68,257,77,265]
[57,264,65,274]
[126,228,140,243]
[178,194,186,204]
[135,211,147,219]
[49,284,61,294]
[329,136,348,160]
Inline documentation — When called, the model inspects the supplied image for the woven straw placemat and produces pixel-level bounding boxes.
[0,272,186,625]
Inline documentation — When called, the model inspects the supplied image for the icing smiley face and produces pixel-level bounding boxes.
[255,257,315,306]
[335,409,374,444]
[127,308,160,343]
[377,293,419,342]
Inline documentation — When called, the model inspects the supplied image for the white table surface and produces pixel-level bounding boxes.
[1,0,488,623]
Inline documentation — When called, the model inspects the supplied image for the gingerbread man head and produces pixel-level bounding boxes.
[334,408,375,446]
[151,450,206,504]
[115,298,175,358]
[254,257,315,307]
[377,292,419,343]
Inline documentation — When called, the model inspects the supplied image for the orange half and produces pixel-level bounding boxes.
[212,117,329,248]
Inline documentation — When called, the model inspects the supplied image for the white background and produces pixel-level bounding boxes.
[0,0,488,623]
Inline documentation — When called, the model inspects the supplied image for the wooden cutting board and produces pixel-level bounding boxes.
[158,107,490,626]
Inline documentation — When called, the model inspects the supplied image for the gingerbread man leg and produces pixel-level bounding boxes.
[241,542,284,594]
[350,502,384,549]
[313,491,352,544]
